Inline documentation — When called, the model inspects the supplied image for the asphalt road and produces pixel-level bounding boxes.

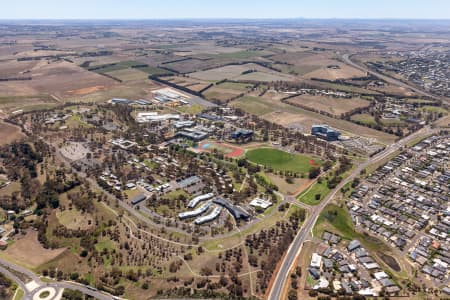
[0,257,116,300]
[268,125,438,300]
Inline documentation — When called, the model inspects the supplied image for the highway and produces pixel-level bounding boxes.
[268,125,438,300]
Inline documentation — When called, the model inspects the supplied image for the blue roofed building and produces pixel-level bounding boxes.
[231,129,254,140]
[311,124,341,141]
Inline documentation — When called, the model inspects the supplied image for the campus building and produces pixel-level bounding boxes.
[311,124,341,141]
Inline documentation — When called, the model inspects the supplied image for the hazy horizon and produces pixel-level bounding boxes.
[1,0,450,20]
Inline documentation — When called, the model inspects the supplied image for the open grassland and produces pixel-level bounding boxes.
[164,76,211,92]
[134,65,170,75]
[0,231,66,269]
[230,95,397,144]
[65,81,159,103]
[286,94,371,116]
[268,51,317,66]
[189,63,293,82]
[313,203,409,281]
[56,209,94,230]
[303,63,366,80]
[203,90,238,103]
[306,79,381,95]
[216,82,254,91]
[230,96,276,115]
[202,82,254,103]
[272,63,320,76]
[0,61,117,101]
[105,68,149,82]
[434,115,450,127]
[265,173,311,195]
[235,71,294,82]
[246,148,322,173]
[88,60,143,73]
[350,113,377,126]
[313,204,389,252]
[0,122,25,145]
[268,51,365,80]
[0,95,59,113]
[421,105,448,114]
[162,58,213,74]
[297,180,331,205]
[211,50,272,60]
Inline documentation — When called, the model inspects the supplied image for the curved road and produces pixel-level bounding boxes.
[268,125,438,300]
[0,258,115,300]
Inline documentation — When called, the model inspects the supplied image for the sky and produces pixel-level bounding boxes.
[1,0,449,20]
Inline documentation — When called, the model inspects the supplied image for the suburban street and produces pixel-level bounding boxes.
[268,125,439,300]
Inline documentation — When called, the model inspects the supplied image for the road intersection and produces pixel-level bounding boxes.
[0,258,115,300]
[268,125,438,300]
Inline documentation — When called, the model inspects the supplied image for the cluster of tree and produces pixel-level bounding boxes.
[326,156,352,189]
[245,220,297,294]
[0,273,13,299]
[0,141,47,180]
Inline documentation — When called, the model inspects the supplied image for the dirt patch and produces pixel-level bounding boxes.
[266,173,310,195]
[0,122,25,146]
[67,85,106,95]
[4,231,66,268]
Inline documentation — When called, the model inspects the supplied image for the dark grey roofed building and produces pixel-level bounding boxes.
[131,194,147,205]
[213,197,250,221]
[347,240,361,252]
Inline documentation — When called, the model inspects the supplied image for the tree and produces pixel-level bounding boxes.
[288,289,298,300]
[309,167,321,179]
[69,273,79,280]
[200,267,212,276]
[62,289,83,300]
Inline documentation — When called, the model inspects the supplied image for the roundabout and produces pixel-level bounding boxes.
[32,287,57,300]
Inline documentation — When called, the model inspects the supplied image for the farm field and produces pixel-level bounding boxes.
[246,148,322,174]
[104,68,149,82]
[64,80,161,103]
[188,63,292,82]
[87,60,143,73]
[303,63,366,80]
[163,75,211,92]
[162,58,213,74]
[230,95,397,144]
[0,61,118,100]
[285,94,371,116]
[234,71,294,82]
[215,82,254,91]
[202,82,254,103]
